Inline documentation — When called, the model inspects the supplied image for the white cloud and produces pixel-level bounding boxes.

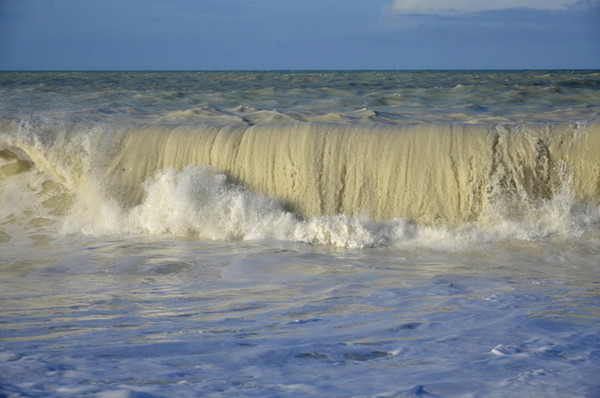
[391,0,579,15]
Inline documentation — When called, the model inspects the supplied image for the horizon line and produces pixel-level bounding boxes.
[2,67,599,73]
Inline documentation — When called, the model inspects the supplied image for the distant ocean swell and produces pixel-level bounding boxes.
[1,119,599,248]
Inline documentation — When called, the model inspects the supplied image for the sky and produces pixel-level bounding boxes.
[0,0,599,70]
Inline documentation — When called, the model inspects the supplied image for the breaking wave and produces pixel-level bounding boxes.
[1,118,599,248]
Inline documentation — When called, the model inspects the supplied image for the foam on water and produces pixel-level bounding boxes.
[1,233,598,397]
[1,71,599,397]
[1,118,599,249]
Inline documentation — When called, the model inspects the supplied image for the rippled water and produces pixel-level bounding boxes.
[1,70,599,397]
[2,70,599,124]
[2,236,599,397]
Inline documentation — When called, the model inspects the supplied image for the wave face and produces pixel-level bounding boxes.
[1,118,599,248]
[2,70,599,248]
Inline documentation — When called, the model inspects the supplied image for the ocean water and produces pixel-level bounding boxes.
[1,70,599,397]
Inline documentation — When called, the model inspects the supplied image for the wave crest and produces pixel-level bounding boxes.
[2,119,599,248]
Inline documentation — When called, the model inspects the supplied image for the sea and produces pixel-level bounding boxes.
[1,70,599,397]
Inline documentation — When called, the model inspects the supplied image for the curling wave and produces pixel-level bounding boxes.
[1,119,599,248]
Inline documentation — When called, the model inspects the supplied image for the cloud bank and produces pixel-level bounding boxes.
[391,0,581,15]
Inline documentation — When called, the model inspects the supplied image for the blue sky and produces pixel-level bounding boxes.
[0,0,598,70]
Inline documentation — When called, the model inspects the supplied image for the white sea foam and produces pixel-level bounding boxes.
[2,116,599,249]
[1,71,599,398]
[56,163,598,250]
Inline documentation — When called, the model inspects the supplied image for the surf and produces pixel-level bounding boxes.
[1,118,599,248]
